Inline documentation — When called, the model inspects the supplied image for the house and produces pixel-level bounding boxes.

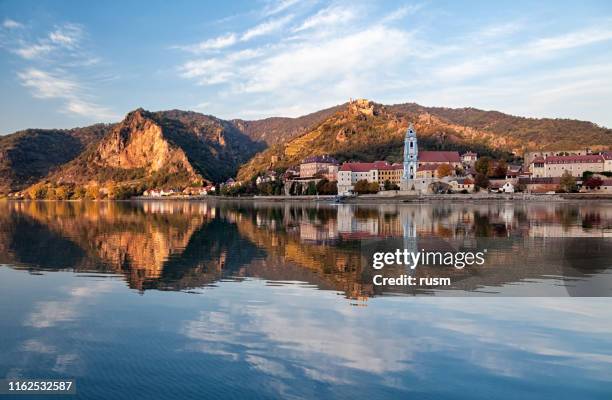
[518,177,561,193]
[256,171,277,185]
[449,178,474,192]
[282,168,299,182]
[418,151,462,169]
[461,152,478,166]
[416,164,438,179]
[182,187,209,196]
[523,149,591,170]
[502,181,515,193]
[505,164,523,178]
[337,161,403,194]
[299,155,339,180]
[530,154,606,178]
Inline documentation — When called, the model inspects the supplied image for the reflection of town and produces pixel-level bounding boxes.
[0,200,611,298]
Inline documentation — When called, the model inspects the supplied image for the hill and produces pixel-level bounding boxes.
[237,99,612,181]
[0,124,109,194]
[44,108,265,190]
[231,104,344,144]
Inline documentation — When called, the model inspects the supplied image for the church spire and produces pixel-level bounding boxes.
[403,123,418,181]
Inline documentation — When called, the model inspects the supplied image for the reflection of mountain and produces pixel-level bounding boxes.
[1,200,611,297]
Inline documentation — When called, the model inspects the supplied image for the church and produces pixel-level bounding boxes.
[400,124,461,192]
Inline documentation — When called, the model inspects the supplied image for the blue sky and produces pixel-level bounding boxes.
[1,0,611,134]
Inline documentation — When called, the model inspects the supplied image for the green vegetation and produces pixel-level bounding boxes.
[558,171,578,193]
[354,179,379,194]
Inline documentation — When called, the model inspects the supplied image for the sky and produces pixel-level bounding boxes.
[0,0,611,134]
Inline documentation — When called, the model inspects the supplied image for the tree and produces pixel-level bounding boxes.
[493,160,508,178]
[27,183,48,199]
[72,186,86,199]
[474,173,490,189]
[584,176,603,190]
[54,186,71,200]
[383,180,400,191]
[86,185,100,200]
[316,179,330,194]
[306,181,317,195]
[558,170,577,193]
[436,164,453,178]
[354,179,379,194]
[474,156,492,176]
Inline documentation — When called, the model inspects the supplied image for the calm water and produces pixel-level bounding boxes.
[1,200,612,399]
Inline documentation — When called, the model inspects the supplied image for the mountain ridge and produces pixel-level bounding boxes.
[1,100,610,196]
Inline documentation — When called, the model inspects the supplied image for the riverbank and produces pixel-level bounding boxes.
[129,192,612,203]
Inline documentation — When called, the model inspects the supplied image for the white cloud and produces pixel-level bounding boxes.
[3,22,118,122]
[49,24,82,46]
[241,14,294,41]
[262,0,300,17]
[17,68,116,119]
[177,33,237,53]
[15,43,54,59]
[381,4,424,23]
[3,18,23,29]
[18,68,80,98]
[293,6,356,32]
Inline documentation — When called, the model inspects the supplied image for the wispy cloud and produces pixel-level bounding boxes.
[1,21,118,121]
[262,0,300,17]
[17,68,116,119]
[293,6,355,32]
[175,33,238,54]
[2,18,23,29]
[241,14,294,41]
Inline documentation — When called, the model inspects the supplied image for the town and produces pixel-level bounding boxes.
[139,123,612,199]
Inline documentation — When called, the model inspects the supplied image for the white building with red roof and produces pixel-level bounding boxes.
[418,151,462,167]
[530,154,607,178]
[337,161,403,194]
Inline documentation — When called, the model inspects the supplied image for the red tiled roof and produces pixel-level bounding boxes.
[544,155,604,164]
[419,151,461,163]
[340,162,377,172]
[340,161,403,172]
[417,164,438,171]
[462,152,477,157]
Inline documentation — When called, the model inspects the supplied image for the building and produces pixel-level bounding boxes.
[418,151,462,169]
[403,124,418,180]
[523,149,591,170]
[256,171,277,185]
[461,152,478,166]
[584,179,612,193]
[518,177,561,193]
[505,164,524,179]
[604,152,612,171]
[299,155,339,180]
[449,178,475,192]
[416,164,437,179]
[530,154,607,178]
[399,124,462,192]
[337,161,403,194]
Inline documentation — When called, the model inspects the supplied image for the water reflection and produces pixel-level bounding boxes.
[1,200,611,297]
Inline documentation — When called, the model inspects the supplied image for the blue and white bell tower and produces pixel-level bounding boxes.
[402,123,418,181]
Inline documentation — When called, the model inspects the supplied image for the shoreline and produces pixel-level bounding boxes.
[130,192,612,203]
[4,193,612,203]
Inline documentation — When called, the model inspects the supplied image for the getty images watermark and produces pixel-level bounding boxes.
[371,248,487,286]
